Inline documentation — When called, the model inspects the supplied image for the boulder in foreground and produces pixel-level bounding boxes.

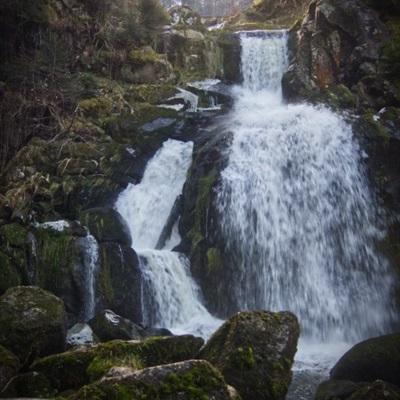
[0,286,66,363]
[330,333,400,387]
[199,311,300,400]
[316,379,400,400]
[31,335,204,392]
[68,360,241,400]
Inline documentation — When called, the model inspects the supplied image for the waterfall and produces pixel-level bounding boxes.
[116,139,220,337]
[216,30,397,396]
[79,233,100,321]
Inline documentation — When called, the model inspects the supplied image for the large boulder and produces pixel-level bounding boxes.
[68,360,240,400]
[199,311,300,400]
[0,286,66,363]
[80,207,131,246]
[330,333,400,387]
[316,379,400,400]
[31,335,204,393]
[0,345,19,391]
[89,309,144,342]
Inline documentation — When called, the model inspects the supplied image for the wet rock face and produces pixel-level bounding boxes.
[0,286,66,364]
[283,0,389,102]
[70,360,239,400]
[80,207,132,246]
[96,242,142,323]
[199,311,300,400]
[218,33,242,84]
[330,333,400,387]
[89,309,144,342]
[179,125,235,316]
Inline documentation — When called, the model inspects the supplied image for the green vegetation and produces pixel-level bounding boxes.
[188,168,217,250]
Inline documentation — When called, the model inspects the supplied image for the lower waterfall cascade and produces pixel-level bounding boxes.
[115,139,221,337]
[114,30,397,399]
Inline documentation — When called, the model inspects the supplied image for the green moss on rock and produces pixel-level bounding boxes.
[32,335,204,393]
[80,207,131,245]
[78,97,113,120]
[188,168,217,250]
[34,227,78,297]
[206,247,222,273]
[68,360,237,400]
[362,112,391,143]
[199,311,300,400]
[0,286,66,363]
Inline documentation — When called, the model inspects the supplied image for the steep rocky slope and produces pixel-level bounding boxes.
[0,0,223,325]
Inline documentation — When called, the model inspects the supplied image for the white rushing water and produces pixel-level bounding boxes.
[81,233,100,321]
[216,31,397,398]
[116,139,221,337]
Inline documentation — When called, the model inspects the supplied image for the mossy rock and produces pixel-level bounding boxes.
[330,333,400,387]
[0,371,55,398]
[180,128,234,317]
[127,84,177,105]
[199,311,300,400]
[80,207,131,246]
[0,345,20,391]
[78,97,113,120]
[0,286,66,363]
[316,378,400,399]
[123,47,174,84]
[97,243,142,322]
[0,223,29,248]
[31,335,204,392]
[315,379,364,400]
[88,310,144,342]
[217,33,242,84]
[32,226,85,318]
[320,84,357,110]
[68,360,239,400]
[349,380,400,400]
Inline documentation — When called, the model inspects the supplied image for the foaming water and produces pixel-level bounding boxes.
[217,31,397,398]
[116,139,221,337]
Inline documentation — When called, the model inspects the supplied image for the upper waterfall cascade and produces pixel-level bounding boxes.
[116,139,220,337]
[217,31,396,343]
